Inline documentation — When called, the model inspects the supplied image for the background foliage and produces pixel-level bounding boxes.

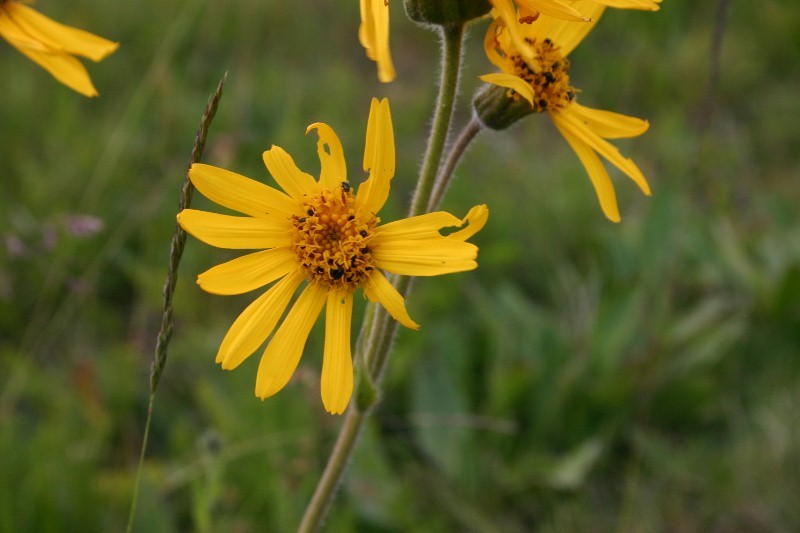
[1,0,799,531]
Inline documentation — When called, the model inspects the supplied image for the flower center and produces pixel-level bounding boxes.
[510,37,576,113]
[291,183,378,291]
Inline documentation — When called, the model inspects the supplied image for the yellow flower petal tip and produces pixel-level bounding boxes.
[180,99,486,412]
[0,1,118,96]
[481,3,652,220]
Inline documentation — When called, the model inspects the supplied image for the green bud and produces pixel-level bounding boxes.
[404,0,491,26]
[473,83,535,131]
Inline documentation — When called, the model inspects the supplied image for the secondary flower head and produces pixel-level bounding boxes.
[360,0,395,82]
[480,0,652,222]
[178,98,488,414]
[0,1,118,97]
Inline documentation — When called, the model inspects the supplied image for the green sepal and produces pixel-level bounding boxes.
[404,0,491,26]
[473,83,535,131]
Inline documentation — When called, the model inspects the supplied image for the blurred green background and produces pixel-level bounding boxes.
[1,0,799,531]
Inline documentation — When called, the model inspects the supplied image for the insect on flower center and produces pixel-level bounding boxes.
[510,37,576,113]
[291,182,378,291]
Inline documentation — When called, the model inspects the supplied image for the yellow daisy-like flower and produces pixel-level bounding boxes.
[359,0,395,83]
[0,1,118,97]
[481,0,651,222]
[178,98,487,414]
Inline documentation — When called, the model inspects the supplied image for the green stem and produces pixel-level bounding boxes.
[408,23,465,218]
[427,116,482,212]
[126,75,227,533]
[297,23,466,532]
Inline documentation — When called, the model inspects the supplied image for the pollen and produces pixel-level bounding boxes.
[291,183,378,291]
[510,38,577,113]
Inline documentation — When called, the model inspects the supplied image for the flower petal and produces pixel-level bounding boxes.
[479,73,536,107]
[375,211,462,240]
[9,44,98,97]
[359,0,395,82]
[593,0,660,10]
[553,118,621,222]
[321,290,354,414]
[529,1,606,57]
[516,0,588,21]
[447,205,489,242]
[197,247,297,295]
[372,238,478,276]
[177,209,292,249]
[4,3,118,61]
[551,108,651,195]
[306,122,347,191]
[357,98,395,216]
[189,163,297,219]
[255,282,327,399]
[216,270,304,369]
[262,146,318,199]
[570,102,650,139]
[363,270,419,330]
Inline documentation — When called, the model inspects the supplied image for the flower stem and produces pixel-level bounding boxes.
[126,74,227,533]
[408,23,465,218]
[427,116,483,212]
[297,23,466,532]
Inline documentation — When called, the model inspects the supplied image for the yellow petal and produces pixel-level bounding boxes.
[552,116,621,222]
[551,108,651,195]
[479,73,536,107]
[321,290,354,414]
[0,9,49,51]
[262,146,318,199]
[528,1,606,57]
[356,98,395,215]
[363,270,419,330]
[447,205,489,241]
[372,238,478,276]
[593,0,660,10]
[255,282,328,399]
[570,102,649,139]
[216,270,304,369]
[6,3,118,61]
[189,163,298,219]
[177,209,292,249]
[9,44,98,97]
[197,247,297,295]
[306,122,347,191]
[359,0,396,82]
[516,0,588,21]
[375,211,462,240]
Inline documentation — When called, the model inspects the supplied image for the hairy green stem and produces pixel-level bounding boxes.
[408,23,465,217]
[126,75,227,533]
[427,116,483,212]
[297,23,465,532]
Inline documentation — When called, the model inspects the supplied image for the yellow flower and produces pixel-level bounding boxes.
[360,0,395,83]
[480,0,651,222]
[0,1,117,97]
[178,98,487,414]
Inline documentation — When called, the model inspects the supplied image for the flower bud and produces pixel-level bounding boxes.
[404,0,491,26]
[473,84,534,131]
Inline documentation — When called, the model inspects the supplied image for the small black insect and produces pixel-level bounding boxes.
[360,247,370,254]
[341,181,351,192]
[359,230,368,237]
[307,208,315,216]
[330,267,345,280]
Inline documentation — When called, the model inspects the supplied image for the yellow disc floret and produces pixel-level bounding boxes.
[510,37,576,113]
[291,182,378,291]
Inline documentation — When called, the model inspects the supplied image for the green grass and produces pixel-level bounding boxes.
[1,0,800,531]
